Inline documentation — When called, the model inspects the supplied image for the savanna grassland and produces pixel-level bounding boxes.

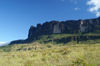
[0,42,100,66]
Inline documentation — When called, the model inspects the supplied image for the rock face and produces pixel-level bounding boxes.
[9,17,100,45]
[28,17,100,39]
[28,21,65,39]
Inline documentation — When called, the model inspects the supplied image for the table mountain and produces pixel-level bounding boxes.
[9,17,100,45]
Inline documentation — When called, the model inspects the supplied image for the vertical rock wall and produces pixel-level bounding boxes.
[28,17,100,39]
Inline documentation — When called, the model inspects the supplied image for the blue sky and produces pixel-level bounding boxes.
[0,0,100,42]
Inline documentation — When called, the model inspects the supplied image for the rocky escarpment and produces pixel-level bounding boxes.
[9,17,100,45]
[28,17,100,39]
[28,21,65,38]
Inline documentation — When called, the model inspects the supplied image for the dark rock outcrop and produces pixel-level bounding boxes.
[9,17,100,45]
[28,17,100,39]
[28,21,65,38]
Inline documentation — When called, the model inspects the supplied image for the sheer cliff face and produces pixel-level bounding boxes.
[53,24,61,33]
[28,21,65,39]
[79,18,100,32]
[28,17,100,39]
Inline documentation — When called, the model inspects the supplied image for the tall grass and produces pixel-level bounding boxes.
[0,43,100,66]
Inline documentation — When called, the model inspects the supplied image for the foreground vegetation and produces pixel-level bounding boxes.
[0,42,100,66]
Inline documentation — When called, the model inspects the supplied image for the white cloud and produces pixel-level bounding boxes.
[74,7,80,10]
[70,0,78,4]
[0,42,10,46]
[87,0,100,17]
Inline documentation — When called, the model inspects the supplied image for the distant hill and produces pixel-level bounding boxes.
[9,17,100,45]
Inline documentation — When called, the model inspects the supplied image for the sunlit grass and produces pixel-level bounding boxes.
[0,43,100,66]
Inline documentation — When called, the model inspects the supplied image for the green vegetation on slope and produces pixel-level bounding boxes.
[31,33,100,44]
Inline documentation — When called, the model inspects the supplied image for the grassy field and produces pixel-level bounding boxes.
[0,42,100,66]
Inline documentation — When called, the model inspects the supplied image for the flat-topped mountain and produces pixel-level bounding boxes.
[9,17,100,45]
[28,17,100,38]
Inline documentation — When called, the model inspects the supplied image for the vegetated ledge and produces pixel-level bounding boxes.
[9,17,100,45]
